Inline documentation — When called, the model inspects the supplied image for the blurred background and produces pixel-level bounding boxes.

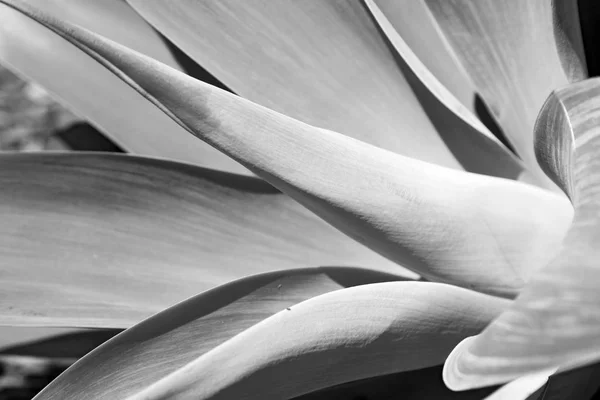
[0,64,122,153]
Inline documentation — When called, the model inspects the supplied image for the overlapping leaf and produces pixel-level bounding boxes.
[32,268,417,399]
[372,0,477,113]
[0,0,247,174]
[0,0,575,297]
[426,0,587,189]
[35,279,507,399]
[0,153,402,328]
[126,0,508,174]
[444,78,600,390]
[364,0,526,181]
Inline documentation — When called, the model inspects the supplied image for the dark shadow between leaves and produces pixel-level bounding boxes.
[291,364,496,400]
[363,4,523,180]
[578,0,600,77]
[0,329,121,359]
[157,31,234,93]
[56,122,124,152]
[474,95,517,156]
[109,267,413,342]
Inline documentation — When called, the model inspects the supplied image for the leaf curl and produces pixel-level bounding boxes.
[444,78,600,390]
[0,0,574,296]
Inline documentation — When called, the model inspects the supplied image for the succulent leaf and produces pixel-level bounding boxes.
[0,0,248,174]
[125,0,475,170]
[371,0,477,114]
[32,268,416,399]
[426,0,587,189]
[0,153,403,327]
[444,77,600,390]
[0,0,576,297]
[364,0,527,181]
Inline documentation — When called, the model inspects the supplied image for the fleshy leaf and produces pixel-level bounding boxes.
[79,282,506,400]
[426,0,587,190]
[444,78,600,389]
[372,0,477,113]
[33,268,413,399]
[0,0,574,296]
[126,0,469,170]
[0,153,403,328]
[0,0,248,174]
[364,0,527,181]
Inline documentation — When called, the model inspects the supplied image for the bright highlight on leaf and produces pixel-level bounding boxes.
[426,0,587,189]
[0,153,401,328]
[0,0,248,174]
[444,77,600,390]
[125,0,465,170]
[2,0,600,398]
[0,0,574,297]
[32,268,413,399]
[364,0,526,182]
[109,282,506,400]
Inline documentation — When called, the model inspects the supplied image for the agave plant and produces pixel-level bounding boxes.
[1,0,600,398]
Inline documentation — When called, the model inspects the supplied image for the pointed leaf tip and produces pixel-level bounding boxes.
[0,0,249,174]
[444,77,600,390]
[1,0,573,296]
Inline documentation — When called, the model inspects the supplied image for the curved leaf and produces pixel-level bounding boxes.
[444,78,600,389]
[0,0,248,174]
[364,0,527,182]
[125,0,467,169]
[113,282,507,400]
[0,153,403,328]
[426,0,587,189]
[372,0,477,113]
[33,268,412,399]
[1,0,575,296]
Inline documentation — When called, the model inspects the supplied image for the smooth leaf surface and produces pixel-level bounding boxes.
[117,282,509,400]
[0,0,248,174]
[0,152,403,328]
[125,0,471,170]
[33,268,412,399]
[372,0,477,113]
[1,1,574,296]
[364,0,527,181]
[426,0,587,190]
[444,78,600,389]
